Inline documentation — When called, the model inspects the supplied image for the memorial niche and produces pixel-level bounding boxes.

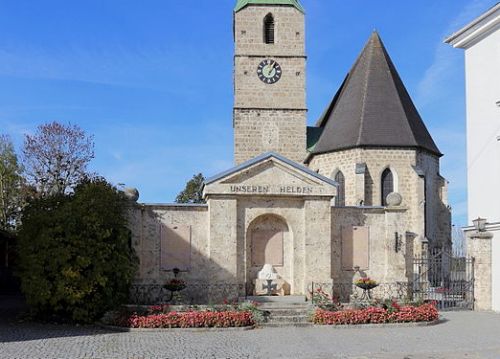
[250,215,287,267]
[247,214,291,295]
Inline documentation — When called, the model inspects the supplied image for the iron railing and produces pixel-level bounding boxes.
[129,282,248,305]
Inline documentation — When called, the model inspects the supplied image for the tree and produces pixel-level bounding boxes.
[17,178,137,323]
[0,135,24,231]
[175,173,205,204]
[22,122,94,196]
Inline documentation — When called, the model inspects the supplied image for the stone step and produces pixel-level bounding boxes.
[260,321,313,328]
[243,296,308,304]
[261,308,312,316]
[267,315,310,323]
[258,303,311,310]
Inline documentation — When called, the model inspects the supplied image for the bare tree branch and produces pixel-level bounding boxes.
[22,122,95,196]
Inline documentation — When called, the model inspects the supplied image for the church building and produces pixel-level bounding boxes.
[129,0,451,303]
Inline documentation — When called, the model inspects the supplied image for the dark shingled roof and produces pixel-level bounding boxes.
[311,31,442,157]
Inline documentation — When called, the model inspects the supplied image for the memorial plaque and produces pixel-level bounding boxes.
[341,226,369,270]
[160,224,191,271]
[251,229,284,267]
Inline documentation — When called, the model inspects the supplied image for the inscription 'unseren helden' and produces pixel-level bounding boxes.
[229,185,314,194]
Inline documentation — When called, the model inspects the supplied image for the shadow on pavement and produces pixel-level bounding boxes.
[0,295,115,343]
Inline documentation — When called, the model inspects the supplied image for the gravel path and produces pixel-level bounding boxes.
[1,297,500,358]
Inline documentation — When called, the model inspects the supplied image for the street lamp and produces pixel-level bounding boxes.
[472,217,487,232]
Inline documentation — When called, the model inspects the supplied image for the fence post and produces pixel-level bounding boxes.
[311,281,314,305]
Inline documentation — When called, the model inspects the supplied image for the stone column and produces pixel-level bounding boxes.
[207,198,240,301]
[467,231,493,311]
[303,199,333,293]
[383,207,408,283]
[355,163,366,205]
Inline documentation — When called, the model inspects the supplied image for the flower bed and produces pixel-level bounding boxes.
[312,303,438,325]
[102,302,260,329]
[126,311,254,329]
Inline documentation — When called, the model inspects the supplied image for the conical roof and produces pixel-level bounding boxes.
[311,32,441,157]
[234,0,305,13]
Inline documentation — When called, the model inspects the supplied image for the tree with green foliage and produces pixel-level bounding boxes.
[17,178,137,323]
[0,134,24,231]
[175,173,205,204]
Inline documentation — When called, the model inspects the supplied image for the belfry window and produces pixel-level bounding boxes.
[335,171,346,206]
[381,168,394,206]
[264,14,275,44]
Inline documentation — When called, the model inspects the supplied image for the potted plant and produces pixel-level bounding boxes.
[164,278,187,292]
[163,268,187,302]
[354,277,378,290]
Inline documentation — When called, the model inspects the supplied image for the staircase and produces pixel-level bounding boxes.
[243,296,313,327]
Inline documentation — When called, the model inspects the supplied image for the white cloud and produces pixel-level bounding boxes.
[416,0,493,106]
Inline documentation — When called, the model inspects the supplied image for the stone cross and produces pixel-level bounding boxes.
[262,279,277,295]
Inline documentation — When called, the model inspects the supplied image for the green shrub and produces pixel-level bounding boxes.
[17,178,137,323]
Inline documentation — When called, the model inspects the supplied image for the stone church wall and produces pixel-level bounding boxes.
[233,5,307,164]
[234,57,306,109]
[308,147,418,207]
[415,151,452,251]
[234,6,305,58]
[233,109,307,164]
[309,147,451,253]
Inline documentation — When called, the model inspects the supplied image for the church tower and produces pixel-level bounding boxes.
[233,0,307,164]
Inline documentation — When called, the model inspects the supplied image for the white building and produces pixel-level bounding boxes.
[446,3,500,311]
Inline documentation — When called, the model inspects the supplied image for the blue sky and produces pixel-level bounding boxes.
[0,0,496,226]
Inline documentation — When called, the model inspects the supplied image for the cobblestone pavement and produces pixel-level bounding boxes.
[1,298,500,358]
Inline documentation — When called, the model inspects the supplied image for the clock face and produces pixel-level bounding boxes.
[257,59,282,84]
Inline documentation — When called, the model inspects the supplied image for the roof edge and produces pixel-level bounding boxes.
[234,0,305,13]
[205,151,338,187]
[309,145,443,158]
[445,3,500,48]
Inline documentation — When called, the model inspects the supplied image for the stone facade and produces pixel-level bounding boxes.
[130,204,210,285]
[128,2,453,305]
[308,147,451,254]
[234,109,306,165]
[234,5,306,164]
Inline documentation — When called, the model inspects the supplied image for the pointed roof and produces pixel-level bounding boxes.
[310,31,441,157]
[234,0,305,13]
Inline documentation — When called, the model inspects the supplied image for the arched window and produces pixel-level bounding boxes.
[381,168,394,206]
[335,171,345,207]
[264,14,275,44]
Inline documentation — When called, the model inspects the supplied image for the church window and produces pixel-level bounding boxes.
[264,14,275,44]
[334,171,346,206]
[381,168,394,206]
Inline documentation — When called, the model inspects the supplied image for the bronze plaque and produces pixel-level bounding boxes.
[251,229,284,267]
[160,224,191,271]
[341,226,369,270]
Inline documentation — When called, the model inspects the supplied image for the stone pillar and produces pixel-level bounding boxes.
[355,163,366,205]
[383,208,408,283]
[303,199,333,292]
[467,231,493,311]
[207,198,240,301]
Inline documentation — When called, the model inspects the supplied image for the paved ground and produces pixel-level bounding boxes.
[1,296,500,359]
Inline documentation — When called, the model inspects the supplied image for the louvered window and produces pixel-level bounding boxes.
[335,171,346,206]
[264,14,275,44]
[381,168,394,206]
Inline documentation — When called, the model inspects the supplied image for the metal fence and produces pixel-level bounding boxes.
[310,282,413,304]
[412,250,474,311]
[311,252,475,311]
[129,282,248,305]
